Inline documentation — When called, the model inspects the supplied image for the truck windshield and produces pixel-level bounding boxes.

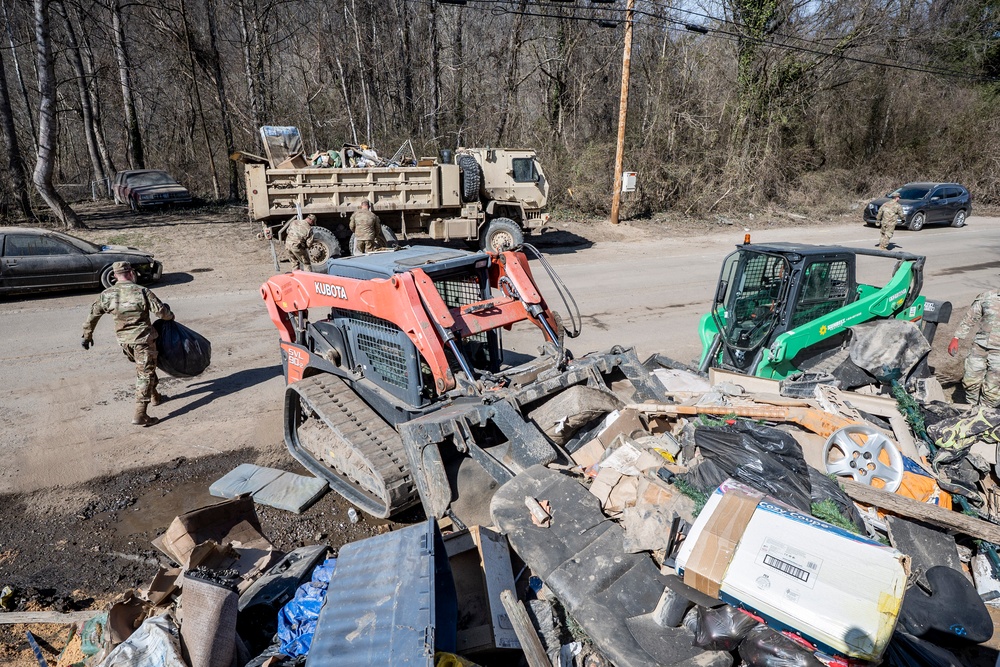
[512,158,538,183]
[715,250,789,351]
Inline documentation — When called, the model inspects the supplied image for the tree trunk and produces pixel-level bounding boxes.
[395,0,414,135]
[55,0,105,188]
[348,0,372,144]
[2,0,38,153]
[74,2,117,181]
[496,1,527,144]
[32,0,81,228]
[205,0,238,200]
[453,5,464,146]
[110,0,144,169]
[0,40,32,217]
[180,0,220,199]
[428,0,439,141]
[238,0,265,132]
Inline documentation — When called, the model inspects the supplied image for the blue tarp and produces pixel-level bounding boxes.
[276,557,337,657]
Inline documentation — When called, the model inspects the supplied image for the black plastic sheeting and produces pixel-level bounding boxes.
[884,632,963,667]
[688,421,813,513]
[153,318,212,377]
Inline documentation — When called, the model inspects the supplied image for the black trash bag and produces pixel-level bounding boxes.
[738,625,823,667]
[885,631,963,667]
[807,467,866,532]
[691,604,759,651]
[693,420,813,512]
[681,459,730,496]
[153,319,212,377]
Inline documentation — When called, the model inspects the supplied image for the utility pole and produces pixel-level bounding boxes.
[610,0,634,225]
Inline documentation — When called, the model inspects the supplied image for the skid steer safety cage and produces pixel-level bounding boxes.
[331,309,423,404]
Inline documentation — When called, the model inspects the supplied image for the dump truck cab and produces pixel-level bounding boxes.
[460,147,548,222]
[698,242,950,379]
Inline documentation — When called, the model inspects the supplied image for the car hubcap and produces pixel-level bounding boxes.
[491,230,514,252]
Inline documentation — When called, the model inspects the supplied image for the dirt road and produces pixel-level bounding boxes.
[1,203,997,661]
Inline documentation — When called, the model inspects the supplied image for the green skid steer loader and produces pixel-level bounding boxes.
[698,241,952,379]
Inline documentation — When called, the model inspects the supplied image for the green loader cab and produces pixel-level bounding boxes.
[698,242,952,379]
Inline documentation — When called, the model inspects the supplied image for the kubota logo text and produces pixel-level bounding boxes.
[315,282,348,299]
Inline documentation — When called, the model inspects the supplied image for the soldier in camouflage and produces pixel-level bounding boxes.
[350,199,383,254]
[876,192,903,250]
[285,214,316,270]
[82,261,174,426]
[949,289,1000,407]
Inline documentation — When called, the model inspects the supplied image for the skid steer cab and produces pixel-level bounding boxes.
[261,245,667,522]
[698,241,952,379]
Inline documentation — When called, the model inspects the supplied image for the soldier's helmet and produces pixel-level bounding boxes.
[112,261,133,274]
[305,214,317,223]
[892,192,901,198]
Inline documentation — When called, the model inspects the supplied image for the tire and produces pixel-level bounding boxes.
[864,219,876,227]
[480,217,524,252]
[99,265,117,289]
[951,210,967,228]
[458,154,481,203]
[348,226,397,255]
[308,226,342,266]
[908,211,925,232]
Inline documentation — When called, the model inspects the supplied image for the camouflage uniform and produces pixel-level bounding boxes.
[285,217,314,270]
[350,209,383,254]
[876,198,904,250]
[953,290,1000,407]
[82,276,173,408]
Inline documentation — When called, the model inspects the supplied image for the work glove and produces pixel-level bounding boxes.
[948,337,960,357]
[81,335,93,350]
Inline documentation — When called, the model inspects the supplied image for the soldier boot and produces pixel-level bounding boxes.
[132,401,159,427]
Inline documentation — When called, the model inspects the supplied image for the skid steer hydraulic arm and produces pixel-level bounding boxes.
[261,249,561,393]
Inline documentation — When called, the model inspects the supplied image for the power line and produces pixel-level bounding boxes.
[433,0,995,82]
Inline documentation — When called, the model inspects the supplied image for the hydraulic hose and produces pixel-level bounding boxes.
[521,242,582,339]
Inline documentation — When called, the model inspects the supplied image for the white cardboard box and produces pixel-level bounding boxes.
[677,480,908,661]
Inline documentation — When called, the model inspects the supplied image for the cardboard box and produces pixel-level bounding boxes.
[677,480,908,661]
[571,439,606,469]
[596,409,647,448]
[443,526,521,654]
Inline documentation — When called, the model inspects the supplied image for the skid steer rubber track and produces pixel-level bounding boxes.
[284,374,419,518]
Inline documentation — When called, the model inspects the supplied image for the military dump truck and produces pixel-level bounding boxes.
[238,126,550,263]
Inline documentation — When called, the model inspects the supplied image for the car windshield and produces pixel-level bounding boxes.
[51,230,100,253]
[892,187,930,200]
[126,171,177,187]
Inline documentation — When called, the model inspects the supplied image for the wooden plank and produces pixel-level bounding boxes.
[500,590,549,667]
[0,610,97,625]
[841,480,1000,544]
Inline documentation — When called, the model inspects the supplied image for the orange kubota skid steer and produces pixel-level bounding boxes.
[261,245,666,522]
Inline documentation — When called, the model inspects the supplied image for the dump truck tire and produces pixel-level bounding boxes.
[309,227,341,265]
[480,218,523,252]
[459,154,481,203]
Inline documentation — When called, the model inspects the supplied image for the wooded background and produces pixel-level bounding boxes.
[6,0,1000,227]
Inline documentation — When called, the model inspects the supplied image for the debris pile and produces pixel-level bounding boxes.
[8,366,1000,667]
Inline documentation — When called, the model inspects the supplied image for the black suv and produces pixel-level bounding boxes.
[863,182,971,231]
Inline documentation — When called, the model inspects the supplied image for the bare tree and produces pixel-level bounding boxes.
[109,0,144,169]
[32,0,81,227]
[0,39,32,217]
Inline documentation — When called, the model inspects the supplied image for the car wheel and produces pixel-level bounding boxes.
[480,218,524,253]
[99,265,117,289]
[864,219,876,227]
[908,212,925,232]
[951,210,967,228]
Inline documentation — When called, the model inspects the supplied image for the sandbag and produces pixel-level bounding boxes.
[693,420,813,512]
[153,319,211,377]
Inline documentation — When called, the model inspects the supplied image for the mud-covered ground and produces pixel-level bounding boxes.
[2,200,999,664]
